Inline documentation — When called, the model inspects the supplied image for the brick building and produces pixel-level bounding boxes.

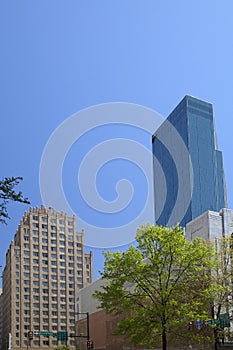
[1,206,93,350]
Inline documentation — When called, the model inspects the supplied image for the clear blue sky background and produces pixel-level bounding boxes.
[1,1,233,284]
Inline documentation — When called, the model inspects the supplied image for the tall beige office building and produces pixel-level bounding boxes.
[1,206,93,350]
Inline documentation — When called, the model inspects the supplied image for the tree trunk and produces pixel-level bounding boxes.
[162,327,167,350]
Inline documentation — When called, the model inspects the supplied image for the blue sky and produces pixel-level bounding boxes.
[1,1,233,283]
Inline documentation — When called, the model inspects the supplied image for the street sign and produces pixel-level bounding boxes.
[57,331,68,341]
[34,332,54,336]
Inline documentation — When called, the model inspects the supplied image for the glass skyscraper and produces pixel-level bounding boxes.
[153,95,227,227]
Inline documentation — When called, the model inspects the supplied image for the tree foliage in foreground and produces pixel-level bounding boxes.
[0,177,30,224]
[53,346,70,350]
[210,235,233,347]
[94,224,219,350]
[213,236,233,317]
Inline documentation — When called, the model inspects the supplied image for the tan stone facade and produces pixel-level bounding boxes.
[1,206,93,350]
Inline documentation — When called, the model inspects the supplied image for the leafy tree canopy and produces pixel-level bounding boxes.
[95,224,220,350]
[53,346,70,350]
[0,177,30,224]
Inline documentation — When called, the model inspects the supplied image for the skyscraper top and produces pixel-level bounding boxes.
[153,95,227,227]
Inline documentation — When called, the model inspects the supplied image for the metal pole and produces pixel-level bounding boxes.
[86,312,90,341]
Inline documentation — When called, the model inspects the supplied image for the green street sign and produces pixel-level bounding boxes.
[36,332,54,336]
[57,331,68,341]
[219,313,230,329]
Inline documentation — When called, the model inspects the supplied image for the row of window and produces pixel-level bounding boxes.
[15,324,75,331]
[16,296,75,304]
[31,224,74,233]
[24,236,75,243]
[15,303,75,310]
[32,216,74,226]
[21,265,84,274]
[15,339,75,347]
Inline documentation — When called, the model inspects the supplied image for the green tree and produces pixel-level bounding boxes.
[53,346,70,350]
[94,224,219,350]
[210,236,233,349]
[0,176,30,224]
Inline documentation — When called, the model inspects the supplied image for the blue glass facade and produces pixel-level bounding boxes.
[153,95,227,227]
